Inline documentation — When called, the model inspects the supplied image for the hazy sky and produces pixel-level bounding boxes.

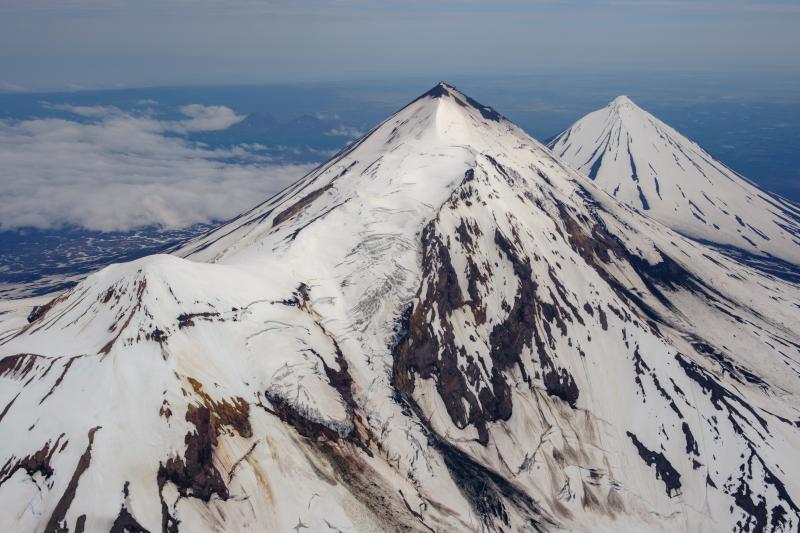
[1,0,799,91]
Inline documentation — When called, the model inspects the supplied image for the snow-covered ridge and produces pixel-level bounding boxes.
[547,95,800,271]
[1,83,799,532]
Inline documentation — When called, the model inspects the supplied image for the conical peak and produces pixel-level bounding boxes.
[606,94,650,127]
[416,81,504,122]
[423,81,458,99]
[607,96,648,121]
[609,95,636,108]
[549,88,800,267]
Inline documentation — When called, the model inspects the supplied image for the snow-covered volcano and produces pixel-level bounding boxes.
[1,83,799,532]
[547,96,800,274]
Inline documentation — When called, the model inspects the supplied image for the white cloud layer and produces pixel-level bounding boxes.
[0,105,312,232]
[170,104,246,132]
[324,125,364,138]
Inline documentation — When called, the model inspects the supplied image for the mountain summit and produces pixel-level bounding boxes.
[1,84,799,532]
[547,96,800,273]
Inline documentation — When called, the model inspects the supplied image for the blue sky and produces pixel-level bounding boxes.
[1,0,799,90]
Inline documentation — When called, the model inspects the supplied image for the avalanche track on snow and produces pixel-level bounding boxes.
[1,83,799,532]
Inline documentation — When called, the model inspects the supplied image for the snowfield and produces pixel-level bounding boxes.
[1,83,799,532]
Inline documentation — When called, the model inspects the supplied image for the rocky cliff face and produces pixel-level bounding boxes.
[1,83,799,532]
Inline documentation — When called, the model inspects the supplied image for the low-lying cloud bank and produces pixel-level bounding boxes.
[0,104,313,232]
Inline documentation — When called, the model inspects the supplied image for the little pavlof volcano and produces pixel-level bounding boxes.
[548,95,800,279]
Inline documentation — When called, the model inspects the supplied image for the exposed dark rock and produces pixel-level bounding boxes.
[262,391,433,531]
[272,183,333,227]
[391,321,551,531]
[0,392,19,423]
[675,354,768,434]
[394,191,584,446]
[159,400,172,420]
[99,277,147,355]
[0,353,42,381]
[157,379,251,503]
[626,431,681,497]
[158,405,230,502]
[110,507,150,533]
[274,283,370,448]
[435,435,547,531]
[681,422,699,456]
[27,296,59,323]
[0,434,64,487]
[728,445,799,533]
[110,482,151,533]
[393,218,488,439]
[44,426,101,533]
[419,82,503,122]
[176,312,221,329]
[39,356,81,405]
